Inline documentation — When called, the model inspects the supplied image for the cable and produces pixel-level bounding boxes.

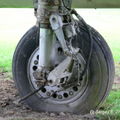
[72,9,93,81]
[61,0,71,10]
[19,85,45,103]
[60,0,93,80]
[71,9,93,80]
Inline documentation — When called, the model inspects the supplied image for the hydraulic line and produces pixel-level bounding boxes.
[61,0,93,81]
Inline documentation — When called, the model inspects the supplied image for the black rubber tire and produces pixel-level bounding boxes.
[12,24,115,114]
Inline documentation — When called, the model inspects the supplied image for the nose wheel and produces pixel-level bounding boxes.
[13,25,114,114]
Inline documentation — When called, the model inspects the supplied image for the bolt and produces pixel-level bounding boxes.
[34,60,38,65]
[51,90,54,94]
[58,95,62,99]
[46,92,51,96]
[77,82,81,86]
[69,91,73,96]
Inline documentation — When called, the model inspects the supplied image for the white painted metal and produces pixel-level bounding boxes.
[39,28,56,68]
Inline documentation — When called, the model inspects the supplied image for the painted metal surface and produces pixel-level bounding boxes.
[39,28,56,68]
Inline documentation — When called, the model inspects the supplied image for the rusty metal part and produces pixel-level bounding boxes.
[37,0,60,27]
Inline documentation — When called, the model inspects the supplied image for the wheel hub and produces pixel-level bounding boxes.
[27,47,88,103]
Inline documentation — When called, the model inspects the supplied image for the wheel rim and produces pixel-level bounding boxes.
[27,47,89,104]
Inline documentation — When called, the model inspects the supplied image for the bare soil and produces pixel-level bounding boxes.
[0,64,120,120]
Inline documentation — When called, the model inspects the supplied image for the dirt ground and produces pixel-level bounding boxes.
[0,64,120,120]
[0,73,96,120]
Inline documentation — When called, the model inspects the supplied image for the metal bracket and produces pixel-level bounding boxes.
[47,57,72,86]
[50,14,72,56]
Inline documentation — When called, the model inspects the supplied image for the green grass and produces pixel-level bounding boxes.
[0,0,120,8]
[73,0,120,8]
[0,0,32,8]
[0,39,18,72]
[97,90,120,120]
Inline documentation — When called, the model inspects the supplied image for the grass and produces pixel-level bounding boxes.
[0,0,120,8]
[97,90,120,120]
[0,38,17,72]
[0,0,32,8]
